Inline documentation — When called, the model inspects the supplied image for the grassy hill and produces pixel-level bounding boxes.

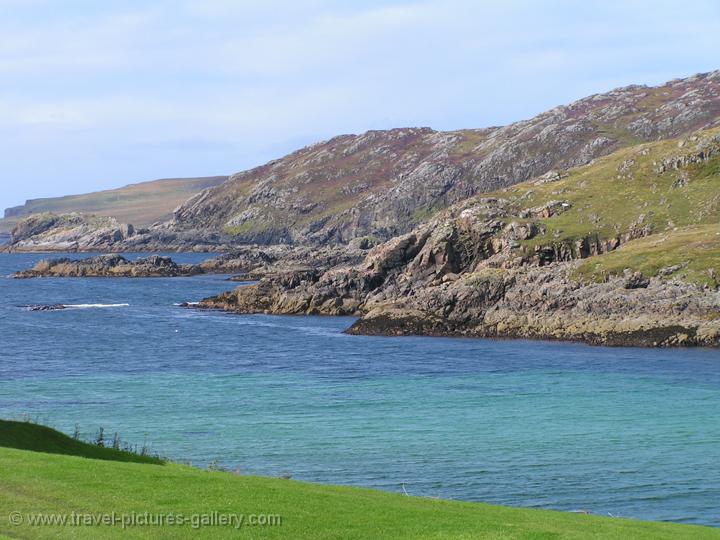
[487,127,720,286]
[0,176,227,233]
[0,421,718,539]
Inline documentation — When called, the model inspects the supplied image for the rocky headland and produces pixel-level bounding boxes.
[197,234,720,348]
[6,71,720,347]
[196,127,720,348]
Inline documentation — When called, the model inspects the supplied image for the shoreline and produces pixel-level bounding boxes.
[6,250,720,349]
[189,303,720,349]
[2,419,719,535]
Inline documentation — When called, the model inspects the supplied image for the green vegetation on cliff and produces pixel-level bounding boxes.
[577,224,720,287]
[1,421,717,539]
[492,128,720,285]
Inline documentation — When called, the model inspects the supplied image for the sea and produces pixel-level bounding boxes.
[0,252,718,526]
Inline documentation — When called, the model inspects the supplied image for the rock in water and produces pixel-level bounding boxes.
[12,254,203,278]
[25,304,67,311]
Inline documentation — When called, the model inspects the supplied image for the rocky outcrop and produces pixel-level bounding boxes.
[198,243,367,280]
[346,264,720,348]
[7,213,140,252]
[25,304,68,311]
[12,254,203,278]
[194,142,720,348]
[199,241,720,347]
[653,132,720,174]
[11,243,369,280]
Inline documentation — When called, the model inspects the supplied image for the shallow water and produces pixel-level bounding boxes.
[1,252,719,526]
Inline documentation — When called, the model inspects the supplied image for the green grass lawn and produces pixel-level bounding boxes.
[0,421,718,539]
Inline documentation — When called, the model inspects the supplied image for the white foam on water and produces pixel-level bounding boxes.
[63,303,130,309]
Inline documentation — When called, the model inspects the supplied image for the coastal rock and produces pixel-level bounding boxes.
[25,304,67,311]
[11,244,367,281]
[624,271,650,289]
[198,250,720,347]
[7,213,142,253]
[193,152,720,348]
[12,254,203,278]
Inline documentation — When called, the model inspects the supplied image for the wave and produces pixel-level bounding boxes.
[23,303,130,311]
[63,303,130,309]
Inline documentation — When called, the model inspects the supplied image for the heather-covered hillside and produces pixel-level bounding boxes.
[171,71,720,245]
[7,71,720,253]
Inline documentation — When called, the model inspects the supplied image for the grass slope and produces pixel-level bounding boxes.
[577,223,720,287]
[0,420,161,464]
[0,422,718,539]
[493,128,720,285]
[0,176,227,232]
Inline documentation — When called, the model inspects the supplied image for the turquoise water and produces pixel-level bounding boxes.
[1,253,719,526]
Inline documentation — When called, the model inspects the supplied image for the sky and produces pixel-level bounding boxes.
[1,0,719,211]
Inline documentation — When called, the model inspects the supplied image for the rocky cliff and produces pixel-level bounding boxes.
[197,127,720,347]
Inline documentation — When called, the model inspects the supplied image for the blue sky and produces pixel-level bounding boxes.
[1,0,719,211]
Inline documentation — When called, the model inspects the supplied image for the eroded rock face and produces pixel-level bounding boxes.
[202,258,720,348]
[349,263,720,348]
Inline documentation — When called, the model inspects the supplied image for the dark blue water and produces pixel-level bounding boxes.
[1,253,719,526]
